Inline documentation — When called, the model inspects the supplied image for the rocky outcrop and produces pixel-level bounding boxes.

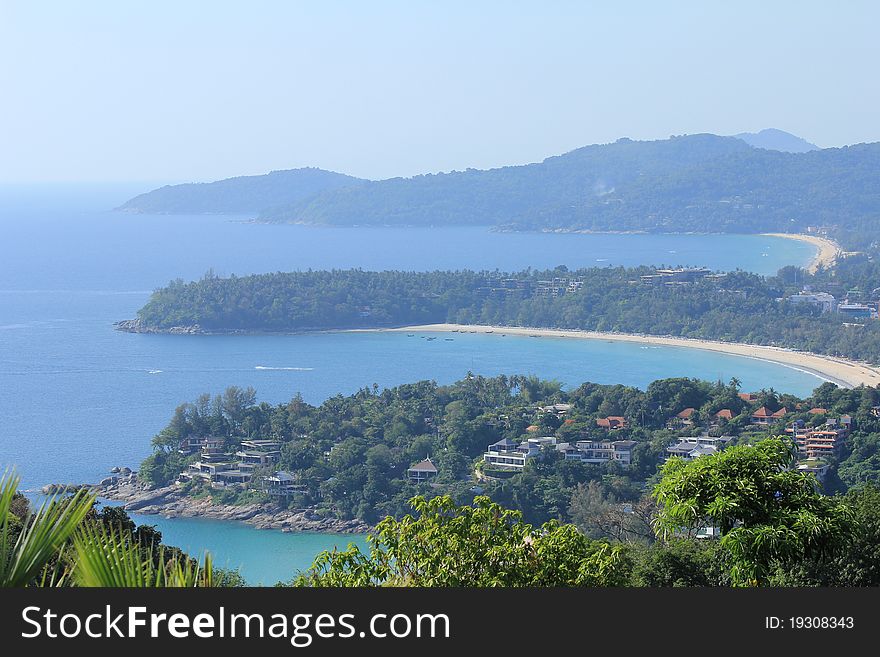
[96,476,372,534]
[114,319,204,335]
[41,483,96,495]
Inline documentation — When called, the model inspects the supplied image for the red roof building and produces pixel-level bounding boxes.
[596,416,627,430]
[751,406,787,425]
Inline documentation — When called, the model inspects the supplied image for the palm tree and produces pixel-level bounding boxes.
[73,522,213,587]
[0,471,94,587]
[1,470,214,587]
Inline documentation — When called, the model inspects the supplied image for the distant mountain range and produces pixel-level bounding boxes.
[117,131,879,248]
[734,128,819,153]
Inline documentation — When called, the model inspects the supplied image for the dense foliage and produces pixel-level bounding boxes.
[133,262,880,363]
[294,473,877,588]
[140,376,880,528]
[0,473,242,587]
[654,439,853,585]
[293,495,629,587]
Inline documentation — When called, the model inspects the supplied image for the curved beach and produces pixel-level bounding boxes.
[762,233,841,273]
[373,323,880,389]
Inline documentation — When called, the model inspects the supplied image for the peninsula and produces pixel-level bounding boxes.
[118,260,880,371]
[118,374,880,535]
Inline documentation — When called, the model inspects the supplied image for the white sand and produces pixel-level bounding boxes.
[762,233,842,273]
[367,323,880,389]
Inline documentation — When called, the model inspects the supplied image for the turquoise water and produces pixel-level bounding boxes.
[125,512,369,585]
[0,184,821,584]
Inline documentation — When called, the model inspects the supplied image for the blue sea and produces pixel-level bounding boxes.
[0,184,820,583]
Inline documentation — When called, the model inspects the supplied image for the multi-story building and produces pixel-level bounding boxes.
[483,433,638,473]
[571,439,636,466]
[264,471,308,499]
[788,291,837,314]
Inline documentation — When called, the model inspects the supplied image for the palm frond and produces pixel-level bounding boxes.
[0,470,95,587]
[73,522,213,587]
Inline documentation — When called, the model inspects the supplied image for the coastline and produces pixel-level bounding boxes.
[93,478,373,535]
[360,323,880,389]
[760,232,841,273]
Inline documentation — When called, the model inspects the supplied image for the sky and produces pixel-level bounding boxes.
[1,0,879,184]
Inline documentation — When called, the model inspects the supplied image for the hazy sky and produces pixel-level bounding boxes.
[1,1,878,183]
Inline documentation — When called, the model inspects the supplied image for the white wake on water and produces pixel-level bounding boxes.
[254,366,314,371]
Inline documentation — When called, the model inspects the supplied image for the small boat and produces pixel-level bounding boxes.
[427,337,437,341]
[407,334,414,337]
[444,338,454,341]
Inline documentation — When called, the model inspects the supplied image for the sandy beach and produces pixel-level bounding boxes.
[368,323,880,389]
[762,233,842,273]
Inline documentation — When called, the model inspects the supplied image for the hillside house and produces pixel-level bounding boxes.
[596,416,627,430]
[667,407,696,429]
[750,406,787,425]
[407,457,439,484]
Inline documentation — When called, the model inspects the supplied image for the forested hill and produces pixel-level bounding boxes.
[116,167,363,215]
[260,136,880,248]
[124,262,880,364]
[115,133,880,249]
[263,133,751,226]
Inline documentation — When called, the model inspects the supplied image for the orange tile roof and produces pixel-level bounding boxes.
[676,408,695,419]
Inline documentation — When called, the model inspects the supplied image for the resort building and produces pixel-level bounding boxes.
[235,440,281,470]
[838,303,875,319]
[264,471,307,499]
[407,457,439,484]
[640,268,711,285]
[484,436,559,471]
[788,291,837,314]
[538,403,572,417]
[571,439,636,466]
[797,459,831,482]
[786,419,849,458]
[750,406,787,425]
